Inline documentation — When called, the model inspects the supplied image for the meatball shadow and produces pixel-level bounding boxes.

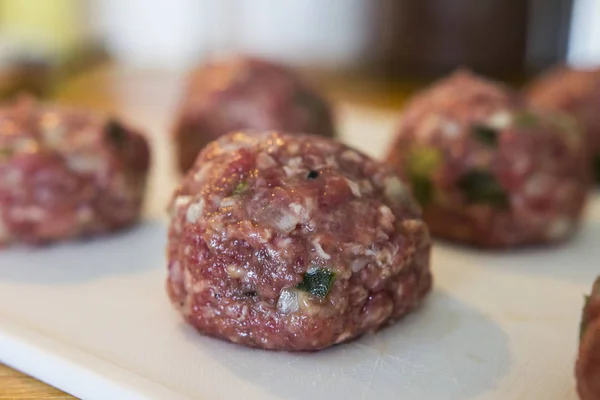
[181,290,510,400]
[0,219,167,283]
[437,217,600,285]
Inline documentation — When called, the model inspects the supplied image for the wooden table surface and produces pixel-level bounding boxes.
[0,65,418,400]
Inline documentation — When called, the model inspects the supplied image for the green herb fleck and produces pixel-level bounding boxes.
[105,119,127,148]
[0,148,12,160]
[457,170,509,207]
[513,111,538,128]
[406,147,442,206]
[233,181,249,195]
[296,267,336,298]
[593,154,600,184]
[471,124,498,146]
[581,294,591,341]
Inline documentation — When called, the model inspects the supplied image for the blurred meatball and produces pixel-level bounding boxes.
[172,56,335,173]
[577,277,600,400]
[526,66,600,183]
[385,71,589,248]
[0,98,150,245]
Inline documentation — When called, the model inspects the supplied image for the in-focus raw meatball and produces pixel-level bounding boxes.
[0,98,150,246]
[577,277,600,400]
[385,71,589,248]
[167,131,431,351]
[172,57,336,173]
[526,66,600,183]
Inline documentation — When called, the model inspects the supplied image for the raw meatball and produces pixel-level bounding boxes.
[526,66,600,183]
[385,71,589,248]
[172,57,335,173]
[577,277,600,400]
[167,131,431,351]
[0,98,150,246]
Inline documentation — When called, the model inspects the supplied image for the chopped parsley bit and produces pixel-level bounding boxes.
[406,147,443,206]
[233,181,249,195]
[471,124,498,146]
[296,267,336,298]
[458,170,509,208]
[0,148,12,159]
[593,154,600,184]
[105,119,127,148]
[307,170,319,179]
[513,111,538,128]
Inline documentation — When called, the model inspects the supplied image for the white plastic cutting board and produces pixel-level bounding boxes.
[0,78,597,400]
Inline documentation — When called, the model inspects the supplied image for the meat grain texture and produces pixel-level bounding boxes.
[0,98,150,245]
[577,277,600,400]
[526,66,600,183]
[385,71,589,248]
[172,57,335,173]
[167,131,431,350]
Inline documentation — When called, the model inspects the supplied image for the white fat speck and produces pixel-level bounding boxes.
[220,197,236,208]
[287,142,300,154]
[11,207,45,222]
[226,264,247,279]
[487,111,512,129]
[192,279,209,293]
[277,288,299,314]
[173,195,192,210]
[397,284,405,298]
[384,177,409,203]
[169,261,183,282]
[256,152,277,169]
[3,169,22,186]
[276,237,293,249]
[523,175,550,197]
[193,162,213,182]
[351,257,370,272]
[335,331,353,344]
[402,219,424,233]
[183,268,194,292]
[341,150,362,163]
[66,154,106,173]
[325,156,338,167]
[441,120,460,138]
[289,202,304,214]
[76,207,94,224]
[312,238,331,260]
[378,205,395,229]
[216,136,256,153]
[184,245,191,256]
[186,199,205,223]
[545,215,574,240]
[345,178,361,197]
[43,125,66,148]
[283,156,304,177]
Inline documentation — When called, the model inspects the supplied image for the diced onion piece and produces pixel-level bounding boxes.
[277,288,299,314]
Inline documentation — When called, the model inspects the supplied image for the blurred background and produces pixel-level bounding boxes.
[0,0,598,105]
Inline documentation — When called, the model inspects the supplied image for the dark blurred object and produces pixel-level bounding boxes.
[372,0,574,79]
[0,43,110,100]
[0,48,51,98]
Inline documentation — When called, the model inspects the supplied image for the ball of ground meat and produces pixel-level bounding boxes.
[166,131,431,351]
[0,98,150,246]
[526,66,600,183]
[172,56,336,173]
[385,71,589,248]
[577,277,600,400]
